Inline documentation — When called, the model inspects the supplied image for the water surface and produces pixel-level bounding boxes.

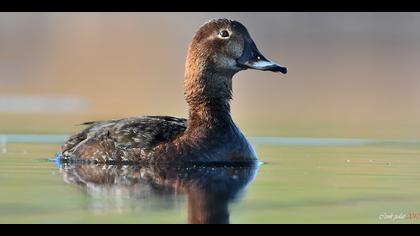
[0,134,419,223]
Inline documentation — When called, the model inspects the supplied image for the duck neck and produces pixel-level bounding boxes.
[184,68,235,130]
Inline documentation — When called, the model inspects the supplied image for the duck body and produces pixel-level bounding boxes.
[61,18,287,164]
[62,115,257,164]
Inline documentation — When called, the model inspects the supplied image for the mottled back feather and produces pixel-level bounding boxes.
[62,116,187,162]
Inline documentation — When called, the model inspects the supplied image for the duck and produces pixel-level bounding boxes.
[61,18,287,165]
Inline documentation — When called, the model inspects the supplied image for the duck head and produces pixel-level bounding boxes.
[184,19,287,123]
[186,18,287,76]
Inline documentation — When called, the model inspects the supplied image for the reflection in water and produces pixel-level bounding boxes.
[59,163,259,224]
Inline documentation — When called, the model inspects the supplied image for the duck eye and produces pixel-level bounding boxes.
[218,30,230,38]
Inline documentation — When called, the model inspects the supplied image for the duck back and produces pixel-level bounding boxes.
[62,116,187,163]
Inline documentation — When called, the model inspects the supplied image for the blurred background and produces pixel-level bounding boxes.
[1,12,419,138]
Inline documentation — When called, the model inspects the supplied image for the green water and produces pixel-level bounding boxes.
[0,137,420,224]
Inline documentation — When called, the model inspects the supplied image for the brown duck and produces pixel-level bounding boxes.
[61,18,287,164]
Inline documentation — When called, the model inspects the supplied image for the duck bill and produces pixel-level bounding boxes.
[237,40,288,74]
